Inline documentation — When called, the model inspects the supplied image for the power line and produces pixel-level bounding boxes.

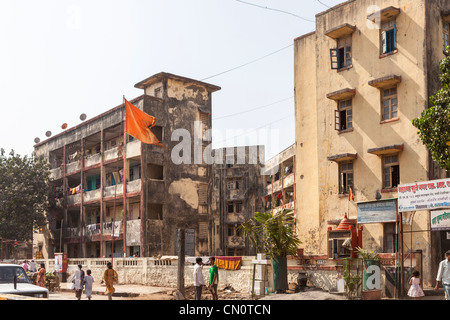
[316,0,331,9]
[212,96,294,120]
[214,112,295,145]
[235,0,315,23]
[200,43,293,81]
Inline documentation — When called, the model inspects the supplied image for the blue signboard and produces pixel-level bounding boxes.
[357,199,397,224]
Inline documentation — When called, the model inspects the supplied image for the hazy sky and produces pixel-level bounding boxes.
[0,0,343,160]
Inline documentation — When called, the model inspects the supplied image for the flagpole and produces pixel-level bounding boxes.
[122,96,127,257]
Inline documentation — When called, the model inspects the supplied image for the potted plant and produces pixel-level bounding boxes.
[356,247,382,300]
[343,258,362,300]
[238,209,301,293]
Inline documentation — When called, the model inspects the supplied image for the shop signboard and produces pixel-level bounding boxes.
[430,209,450,231]
[398,178,450,212]
[357,199,397,224]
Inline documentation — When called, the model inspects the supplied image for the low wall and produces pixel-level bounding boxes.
[33,256,357,294]
[35,256,265,293]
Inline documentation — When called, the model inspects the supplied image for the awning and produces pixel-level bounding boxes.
[327,153,357,162]
[367,6,400,23]
[368,75,402,89]
[367,144,404,155]
[326,88,356,101]
[325,23,356,40]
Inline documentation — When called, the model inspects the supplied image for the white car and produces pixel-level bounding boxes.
[0,264,48,298]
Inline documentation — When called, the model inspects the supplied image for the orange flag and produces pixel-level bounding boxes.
[124,98,165,148]
[348,187,354,201]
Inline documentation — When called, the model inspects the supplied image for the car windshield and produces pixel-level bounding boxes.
[0,267,30,284]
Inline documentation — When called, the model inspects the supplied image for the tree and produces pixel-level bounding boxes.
[413,47,450,170]
[0,149,51,241]
[238,209,301,292]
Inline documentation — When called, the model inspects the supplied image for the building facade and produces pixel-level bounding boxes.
[263,143,296,217]
[294,0,450,288]
[33,72,220,259]
[211,146,265,256]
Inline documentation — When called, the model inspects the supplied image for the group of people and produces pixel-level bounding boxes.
[408,250,450,300]
[21,259,36,273]
[193,256,219,300]
[70,262,118,300]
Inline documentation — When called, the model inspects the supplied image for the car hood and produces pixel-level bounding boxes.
[0,283,49,295]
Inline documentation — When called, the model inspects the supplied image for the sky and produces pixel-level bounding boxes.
[0,0,344,161]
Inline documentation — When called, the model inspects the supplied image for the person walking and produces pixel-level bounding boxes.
[83,269,94,300]
[193,257,205,300]
[28,259,36,272]
[22,260,28,272]
[434,250,450,300]
[407,270,425,300]
[36,263,46,288]
[73,264,85,300]
[101,262,118,300]
[209,257,219,300]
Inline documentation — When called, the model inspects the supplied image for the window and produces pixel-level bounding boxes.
[384,223,396,253]
[381,20,396,54]
[339,162,353,194]
[235,202,242,213]
[443,22,450,53]
[330,36,352,70]
[335,99,352,131]
[227,203,234,213]
[381,87,398,121]
[382,154,400,189]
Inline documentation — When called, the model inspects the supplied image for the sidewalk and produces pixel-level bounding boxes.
[59,282,176,297]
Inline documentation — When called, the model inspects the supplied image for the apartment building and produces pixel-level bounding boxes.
[33,72,220,259]
[211,146,265,256]
[294,0,450,288]
[263,143,296,217]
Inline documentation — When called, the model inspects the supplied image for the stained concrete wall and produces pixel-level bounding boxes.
[294,0,450,288]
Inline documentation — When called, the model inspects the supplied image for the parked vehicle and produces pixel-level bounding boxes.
[0,264,48,298]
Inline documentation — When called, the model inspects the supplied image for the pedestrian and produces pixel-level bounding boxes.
[83,269,94,300]
[73,264,85,300]
[22,260,28,272]
[193,257,205,300]
[434,249,450,300]
[209,256,219,300]
[36,263,46,288]
[407,270,425,300]
[29,259,36,272]
[101,262,118,300]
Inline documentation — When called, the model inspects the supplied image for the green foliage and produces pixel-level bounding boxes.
[238,209,301,259]
[0,149,51,241]
[413,46,450,170]
[356,246,380,260]
[343,258,362,300]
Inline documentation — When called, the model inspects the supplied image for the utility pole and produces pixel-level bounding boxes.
[177,228,185,299]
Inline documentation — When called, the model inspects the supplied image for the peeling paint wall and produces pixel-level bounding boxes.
[295,0,450,287]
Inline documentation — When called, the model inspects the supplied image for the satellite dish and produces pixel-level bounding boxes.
[80,113,87,121]
[34,137,40,144]
[45,131,52,137]
[61,123,68,130]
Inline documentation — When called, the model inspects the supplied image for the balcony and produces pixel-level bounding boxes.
[104,147,120,162]
[126,140,141,158]
[85,153,101,167]
[66,161,80,174]
[50,167,62,180]
[84,189,101,202]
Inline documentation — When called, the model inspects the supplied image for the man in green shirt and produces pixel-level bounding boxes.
[209,256,219,300]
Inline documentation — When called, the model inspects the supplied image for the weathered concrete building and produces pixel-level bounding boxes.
[294,0,450,291]
[211,146,265,256]
[263,143,296,216]
[33,72,220,258]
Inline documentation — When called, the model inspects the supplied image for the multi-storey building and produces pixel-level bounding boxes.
[33,72,220,259]
[211,146,265,256]
[294,0,450,289]
[263,143,296,217]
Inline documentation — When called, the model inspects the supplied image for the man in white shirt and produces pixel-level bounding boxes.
[193,257,205,300]
[435,250,450,300]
